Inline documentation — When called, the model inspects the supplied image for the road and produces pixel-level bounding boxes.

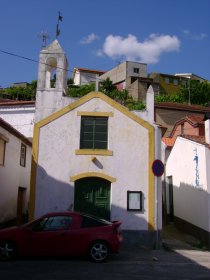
[0,247,210,280]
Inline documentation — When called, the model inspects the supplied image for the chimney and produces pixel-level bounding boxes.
[204,113,210,144]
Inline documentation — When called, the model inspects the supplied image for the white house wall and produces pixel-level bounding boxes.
[0,105,35,138]
[205,148,210,232]
[0,127,32,223]
[35,98,150,231]
[166,137,209,231]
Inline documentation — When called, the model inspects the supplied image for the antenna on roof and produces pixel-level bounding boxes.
[56,11,63,39]
[38,31,50,48]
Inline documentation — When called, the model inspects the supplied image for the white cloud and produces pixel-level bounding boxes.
[80,33,99,44]
[182,29,190,36]
[192,33,207,40]
[182,30,207,40]
[100,34,180,64]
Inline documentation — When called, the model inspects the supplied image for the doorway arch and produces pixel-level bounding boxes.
[74,177,111,220]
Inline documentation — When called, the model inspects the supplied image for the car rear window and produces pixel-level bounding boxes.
[81,215,111,228]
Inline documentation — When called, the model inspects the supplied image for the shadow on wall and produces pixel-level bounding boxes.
[170,182,210,249]
[30,164,158,249]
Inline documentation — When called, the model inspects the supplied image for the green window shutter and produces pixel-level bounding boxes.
[80,117,108,149]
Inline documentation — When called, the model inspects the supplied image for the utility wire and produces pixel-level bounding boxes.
[0,49,106,82]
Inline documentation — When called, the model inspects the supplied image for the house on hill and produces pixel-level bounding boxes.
[29,40,162,248]
[155,102,210,137]
[99,61,159,102]
[72,67,106,86]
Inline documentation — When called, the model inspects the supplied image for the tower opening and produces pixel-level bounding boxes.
[45,57,57,89]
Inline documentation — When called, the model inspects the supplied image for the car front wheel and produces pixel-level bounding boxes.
[89,241,109,263]
[0,241,17,261]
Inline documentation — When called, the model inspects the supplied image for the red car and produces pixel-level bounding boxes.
[0,212,122,262]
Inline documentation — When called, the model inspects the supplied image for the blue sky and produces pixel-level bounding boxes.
[0,0,209,88]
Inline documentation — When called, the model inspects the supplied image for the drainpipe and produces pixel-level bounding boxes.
[154,124,161,249]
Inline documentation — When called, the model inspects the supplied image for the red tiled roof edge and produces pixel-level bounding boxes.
[74,68,106,75]
[155,102,210,112]
[0,101,35,107]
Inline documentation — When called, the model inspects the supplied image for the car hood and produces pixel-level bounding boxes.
[0,226,20,234]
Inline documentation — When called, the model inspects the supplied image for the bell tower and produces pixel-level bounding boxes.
[35,40,68,123]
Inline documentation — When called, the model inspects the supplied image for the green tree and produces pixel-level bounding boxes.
[3,82,36,101]
[67,84,95,97]
[181,80,210,105]
[155,80,210,106]
[100,77,116,93]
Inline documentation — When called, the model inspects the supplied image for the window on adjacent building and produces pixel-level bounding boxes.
[165,77,170,84]
[133,68,139,74]
[173,79,178,85]
[80,116,108,149]
[182,80,187,86]
[20,143,26,167]
[0,138,6,166]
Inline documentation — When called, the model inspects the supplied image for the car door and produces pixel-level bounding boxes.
[22,215,73,256]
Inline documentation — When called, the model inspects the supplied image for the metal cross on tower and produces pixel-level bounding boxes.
[38,31,50,48]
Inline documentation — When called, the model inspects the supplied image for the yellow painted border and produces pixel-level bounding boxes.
[70,172,116,183]
[29,91,155,230]
[77,111,114,117]
[75,149,113,156]
[28,125,39,221]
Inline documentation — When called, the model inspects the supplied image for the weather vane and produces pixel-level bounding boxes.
[38,31,50,48]
[56,11,63,38]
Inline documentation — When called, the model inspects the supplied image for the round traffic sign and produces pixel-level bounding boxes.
[152,159,164,177]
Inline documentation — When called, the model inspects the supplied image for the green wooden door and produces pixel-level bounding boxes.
[74,177,111,220]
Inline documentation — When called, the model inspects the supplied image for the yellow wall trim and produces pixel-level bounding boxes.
[75,149,113,156]
[28,125,39,220]
[77,111,114,117]
[34,92,152,131]
[70,172,116,182]
[148,127,155,231]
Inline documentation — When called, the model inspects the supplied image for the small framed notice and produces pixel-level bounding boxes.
[127,191,142,211]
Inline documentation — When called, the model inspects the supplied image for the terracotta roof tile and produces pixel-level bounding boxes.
[162,137,176,147]
[186,115,204,125]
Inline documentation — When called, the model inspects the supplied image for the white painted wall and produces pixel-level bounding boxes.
[0,126,32,223]
[35,90,75,123]
[166,137,210,231]
[35,97,153,231]
[73,70,98,86]
[73,70,80,85]
[0,105,35,138]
